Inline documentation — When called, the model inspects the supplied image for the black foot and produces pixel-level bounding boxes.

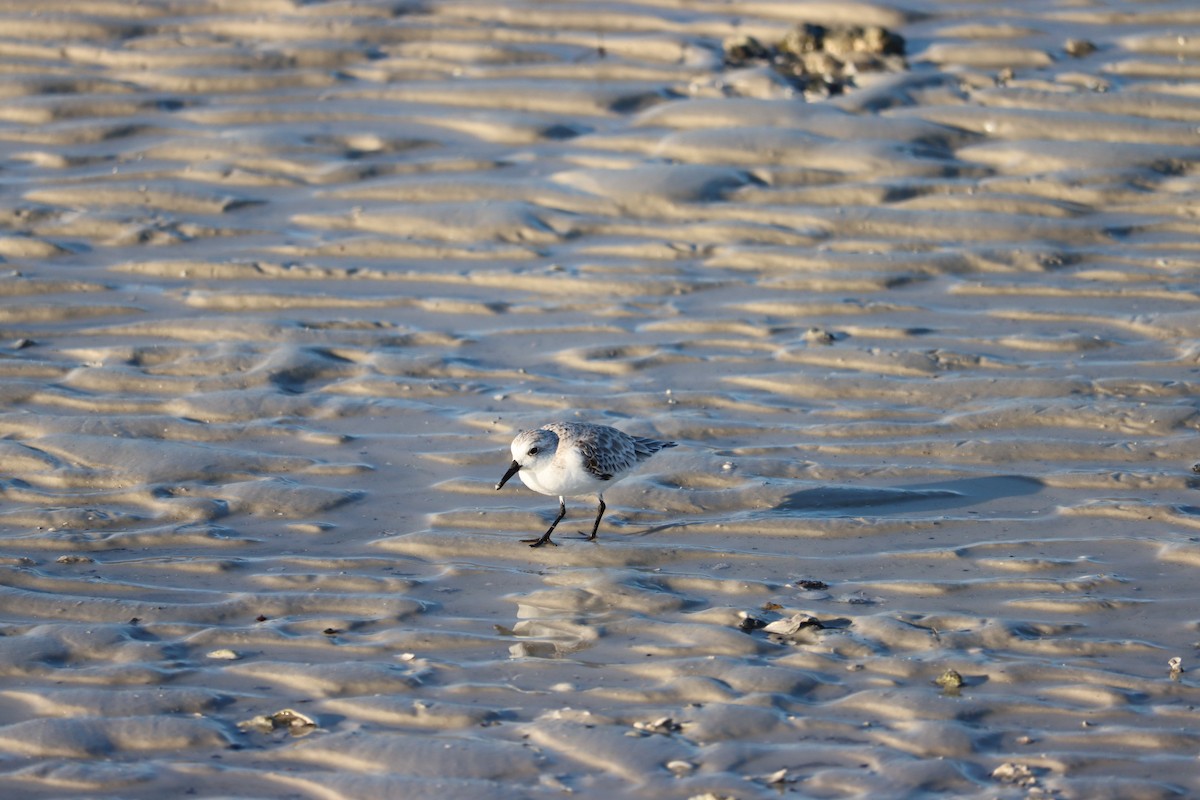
[576,531,599,542]
[521,537,558,548]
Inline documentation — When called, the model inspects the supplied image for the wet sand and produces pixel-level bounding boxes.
[1,0,1200,797]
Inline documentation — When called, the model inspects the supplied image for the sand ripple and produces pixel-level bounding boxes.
[0,0,1198,797]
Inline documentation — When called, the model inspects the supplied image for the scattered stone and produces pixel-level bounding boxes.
[725,35,773,64]
[761,601,784,611]
[207,648,240,660]
[992,762,1038,788]
[538,774,573,793]
[510,641,560,659]
[763,767,792,785]
[737,613,767,632]
[239,708,317,737]
[1192,462,1200,474]
[935,668,964,689]
[633,716,682,735]
[689,794,738,800]
[322,627,342,636]
[55,554,94,564]
[724,22,907,98]
[793,578,828,591]
[666,759,697,776]
[762,613,824,636]
[803,327,836,345]
[1064,38,1097,57]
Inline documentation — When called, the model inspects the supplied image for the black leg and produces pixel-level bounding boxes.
[523,497,566,547]
[583,495,605,541]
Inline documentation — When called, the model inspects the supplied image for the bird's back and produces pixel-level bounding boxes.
[541,422,675,482]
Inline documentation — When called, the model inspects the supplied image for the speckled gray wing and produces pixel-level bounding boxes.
[581,431,677,480]
[576,429,636,480]
[630,435,676,462]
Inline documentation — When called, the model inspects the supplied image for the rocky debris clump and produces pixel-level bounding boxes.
[725,23,907,97]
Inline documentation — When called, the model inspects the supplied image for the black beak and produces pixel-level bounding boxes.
[496,459,521,490]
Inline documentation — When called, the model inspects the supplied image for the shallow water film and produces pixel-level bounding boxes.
[1,0,1199,797]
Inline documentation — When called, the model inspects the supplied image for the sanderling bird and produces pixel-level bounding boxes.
[495,422,677,548]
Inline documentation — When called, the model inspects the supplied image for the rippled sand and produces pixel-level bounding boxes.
[1,0,1199,797]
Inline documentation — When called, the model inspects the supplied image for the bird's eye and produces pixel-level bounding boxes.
[528,446,539,455]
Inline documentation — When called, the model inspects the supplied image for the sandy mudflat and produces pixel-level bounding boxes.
[0,0,1199,797]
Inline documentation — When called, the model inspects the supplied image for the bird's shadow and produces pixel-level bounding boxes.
[772,474,1044,517]
[631,474,1044,536]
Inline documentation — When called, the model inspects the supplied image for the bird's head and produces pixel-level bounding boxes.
[495,427,559,490]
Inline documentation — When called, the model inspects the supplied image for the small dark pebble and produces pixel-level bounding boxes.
[794,579,828,590]
[804,327,836,345]
[128,617,140,625]
[1191,463,1200,474]
[1064,38,1097,57]
[323,628,342,636]
[256,614,268,622]
[726,35,773,63]
[738,615,767,632]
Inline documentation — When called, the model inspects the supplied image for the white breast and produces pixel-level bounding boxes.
[518,443,606,498]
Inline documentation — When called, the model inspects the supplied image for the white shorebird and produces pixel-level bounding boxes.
[495,422,677,547]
